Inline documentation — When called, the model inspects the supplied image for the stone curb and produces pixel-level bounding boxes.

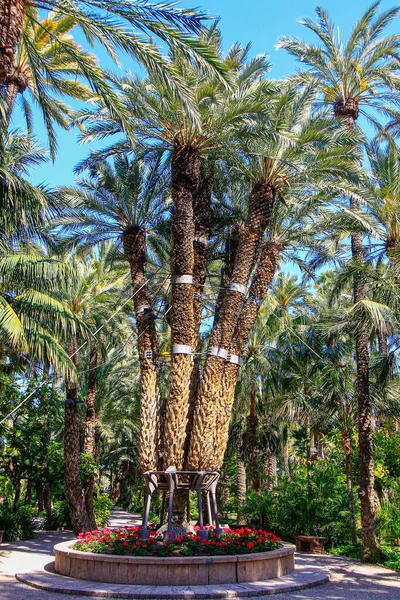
[16,564,330,598]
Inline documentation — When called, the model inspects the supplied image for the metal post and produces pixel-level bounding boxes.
[164,469,176,541]
[206,491,212,526]
[209,477,222,535]
[139,472,158,540]
[194,473,208,541]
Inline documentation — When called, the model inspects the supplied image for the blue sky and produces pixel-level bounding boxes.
[14,0,399,187]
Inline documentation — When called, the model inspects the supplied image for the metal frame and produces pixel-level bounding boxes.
[138,468,222,541]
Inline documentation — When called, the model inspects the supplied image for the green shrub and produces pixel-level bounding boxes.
[243,454,357,545]
[0,506,35,541]
[44,500,70,530]
[94,492,113,527]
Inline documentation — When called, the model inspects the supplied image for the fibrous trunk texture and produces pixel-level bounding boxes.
[0,0,25,84]
[163,144,200,470]
[184,170,213,465]
[262,449,277,491]
[213,227,240,326]
[64,338,90,535]
[352,211,382,561]
[187,183,276,470]
[237,455,247,523]
[122,225,160,472]
[243,391,260,496]
[338,107,383,562]
[341,428,358,546]
[212,240,281,470]
[83,341,98,531]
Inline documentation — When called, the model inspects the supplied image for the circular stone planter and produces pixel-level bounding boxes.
[54,541,295,586]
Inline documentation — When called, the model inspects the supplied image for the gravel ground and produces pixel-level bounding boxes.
[0,509,399,599]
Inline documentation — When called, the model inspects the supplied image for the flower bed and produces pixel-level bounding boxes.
[54,538,295,585]
[73,525,281,557]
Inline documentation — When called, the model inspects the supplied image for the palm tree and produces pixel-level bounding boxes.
[0,1,227,138]
[277,2,400,562]
[0,247,76,377]
[52,156,169,473]
[366,141,400,267]
[0,125,57,244]
[79,34,272,473]
[3,9,110,157]
[58,248,127,533]
[190,85,361,472]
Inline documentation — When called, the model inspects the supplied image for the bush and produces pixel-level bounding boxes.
[377,501,400,543]
[94,492,113,527]
[242,452,357,545]
[0,506,35,541]
[44,500,70,530]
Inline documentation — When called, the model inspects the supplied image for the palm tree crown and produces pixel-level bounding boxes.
[277,2,400,129]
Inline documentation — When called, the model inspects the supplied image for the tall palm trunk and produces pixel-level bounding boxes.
[83,341,98,531]
[0,0,25,84]
[335,102,383,563]
[163,144,200,472]
[184,170,213,465]
[262,449,277,491]
[341,428,358,546]
[243,391,260,496]
[212,240,281,469]
[13,476,21,512]
[64,337,90,535]
[122,224,160,472]
[187,183,275,470]
[214,227,240,325]
[352,215,382,561]
[237,455,247,523]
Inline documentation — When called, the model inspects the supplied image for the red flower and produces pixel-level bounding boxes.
[247,542,255,549]
[122,541,128,547]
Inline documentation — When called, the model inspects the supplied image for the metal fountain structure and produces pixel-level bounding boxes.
[139,466,223,540]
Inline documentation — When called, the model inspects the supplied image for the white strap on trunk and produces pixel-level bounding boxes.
[229,282,247,295]
[171,344,192,355]
[171,275,193,285]
[208,346,229,360]
[227,353,243,366]
[142,350,155,360]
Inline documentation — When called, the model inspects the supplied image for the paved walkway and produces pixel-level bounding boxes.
[0,508,399,599]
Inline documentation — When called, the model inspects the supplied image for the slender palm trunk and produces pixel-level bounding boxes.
[122,225,160,472]
[24,479,32,504]
[83,341,98,531]
[64,337,90,535]
[244,391,260,496]
[0,0,25,84]
[283,439,290,477]
[262,449,277,491]
[13,477,21,512]
[184,170,213,465]
[212,240,281,469]
[341,428,358,546]
[335,104,383,562]
[188,183,275,470]
[351,200,383,561]
[163,144,200,472]
[237,455,247,523]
